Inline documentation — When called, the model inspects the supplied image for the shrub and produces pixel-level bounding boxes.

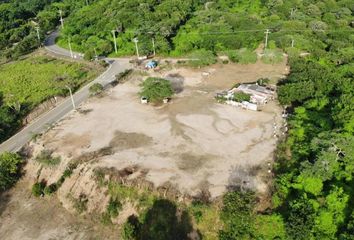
[186,49,216,67]
[262,49,284,64]
[219,190,256,239]
[139,77,173,103]
[43,183,57,195]
[35,150,61,167]
[99,60,109,68]
[227,48,257,64]
[115,69,133,84]
[122,221,137,240]
[32,181,46,197]
[256,78,270,86]
[233,92,251,102]
[0,152,23,191]
[107,198,122,218]
[89,83,104,96]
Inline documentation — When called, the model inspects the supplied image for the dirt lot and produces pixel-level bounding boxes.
[0,60,288,240]
[40,60,287,197]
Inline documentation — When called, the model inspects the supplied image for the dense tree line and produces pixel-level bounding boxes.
[0,0,88,61]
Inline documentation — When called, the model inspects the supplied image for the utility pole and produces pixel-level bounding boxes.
[34,26,41,46]
[68,39,74,58]
[59,10,64,29]
[152,37,156,57]
[94,48,98,60]
[66,85,76,109]
[133,38,139,59]
[264,29,271,49]
[291,39,295,48]
[111,30,118,54]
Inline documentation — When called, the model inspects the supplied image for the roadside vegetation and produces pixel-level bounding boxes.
[0,152,23,192]
[0,54,102,143]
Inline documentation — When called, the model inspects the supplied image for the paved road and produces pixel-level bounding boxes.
[0,32,131,153]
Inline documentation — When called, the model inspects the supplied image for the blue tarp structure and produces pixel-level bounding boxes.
[146,60,158,69]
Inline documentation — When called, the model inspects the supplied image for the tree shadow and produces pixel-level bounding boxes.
[0,191,12,216]
[127,199,200,240]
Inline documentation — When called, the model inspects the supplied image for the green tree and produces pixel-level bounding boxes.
[139,78,173,103]
[0,152,23,191]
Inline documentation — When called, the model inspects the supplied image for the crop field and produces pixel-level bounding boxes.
[0,54,102,110]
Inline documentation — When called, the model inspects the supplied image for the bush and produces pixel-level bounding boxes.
[233,92,251,102]
[99,60,109,68]
[35,150,61,167]
[0,152,23,191]
[262,49,284,64]
[32,181,46,197]
[219,190,256,239]
[116,69,133,81]
[186,49,216,67]
[107,198,122,218]
[227,48,257,64]
[43,183,57,195]
[89,83,104,96]
[139,77,173,103]
[256,78,270,86]
[122,221,137,240]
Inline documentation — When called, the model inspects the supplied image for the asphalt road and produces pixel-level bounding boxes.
[0,32,131,153]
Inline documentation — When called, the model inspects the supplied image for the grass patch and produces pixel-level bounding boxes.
[108,182,140,201]
[35,150,61,167]
[184,49,217,67]
[188,201,222,240]
[262,49,284,64]
[226,48,257,64]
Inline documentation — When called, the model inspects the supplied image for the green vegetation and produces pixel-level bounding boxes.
[262,49,284,64]
[0,55,101,143]
[69,193,88,214]
[31,162,76,198]
[139,77,173,103]
[89,83,104,96]
[0,152,23,191]
[35,150,61,167]
[233,92,251,103]
[184,49,217,67]
[32,181,46,197]
[226,48,257,64]
[114,69,133,85]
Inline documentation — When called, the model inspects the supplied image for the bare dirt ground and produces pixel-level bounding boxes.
[40,60,288,197]
[0,180,117,240]
[0,60,288,239]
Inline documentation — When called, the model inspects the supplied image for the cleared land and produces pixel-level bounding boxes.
[36,60,287,197]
